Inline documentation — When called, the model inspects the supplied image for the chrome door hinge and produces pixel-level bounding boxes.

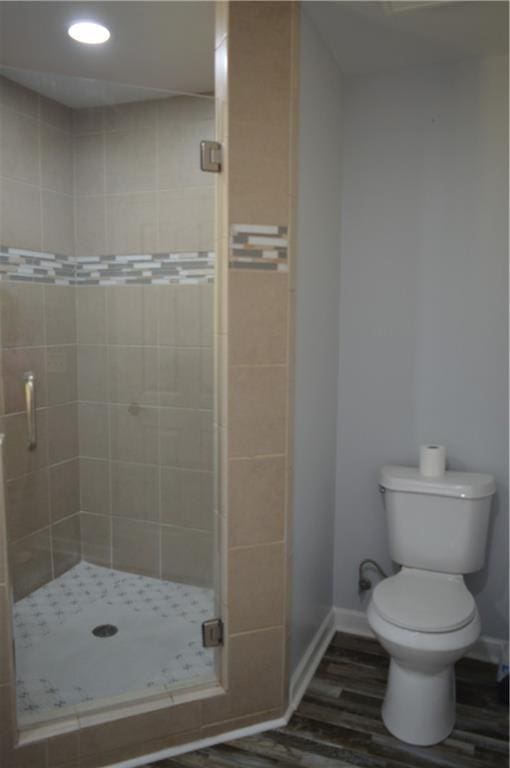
[200,140,222,173]
[202,618,224,647]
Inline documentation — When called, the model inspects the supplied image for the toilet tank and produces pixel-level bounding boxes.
[379,466,496,574]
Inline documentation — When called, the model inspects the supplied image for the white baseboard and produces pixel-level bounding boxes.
[334,605,506,665]
[334,606,374,638]
[287,608,336,715]
[114,611,336,768]
[470,634,507,665]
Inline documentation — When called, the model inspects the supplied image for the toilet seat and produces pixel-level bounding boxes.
[372,569,476,633]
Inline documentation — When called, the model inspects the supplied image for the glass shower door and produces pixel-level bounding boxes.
[0,47,219,726]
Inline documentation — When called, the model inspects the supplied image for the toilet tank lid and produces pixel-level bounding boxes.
[380,465,496,499]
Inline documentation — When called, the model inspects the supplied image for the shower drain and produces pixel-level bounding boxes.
[92,624,118,638]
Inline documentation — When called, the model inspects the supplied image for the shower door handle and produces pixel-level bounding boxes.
[23,372,36,450]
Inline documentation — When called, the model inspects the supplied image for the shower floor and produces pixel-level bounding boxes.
[13,561,216,723]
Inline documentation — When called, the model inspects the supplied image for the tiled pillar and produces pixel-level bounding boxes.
[203,0,299,733]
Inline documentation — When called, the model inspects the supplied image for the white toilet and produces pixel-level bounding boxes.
[367,464,495,747]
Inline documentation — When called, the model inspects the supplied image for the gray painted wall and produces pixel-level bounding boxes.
[334,55,509,640]
[291,9,342,673]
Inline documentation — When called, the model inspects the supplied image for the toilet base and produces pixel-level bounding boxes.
[382,659,456,746]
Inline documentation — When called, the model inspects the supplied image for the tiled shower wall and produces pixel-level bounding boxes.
[0,77,80,601]
[0,75,216,597]
[73,96,215,586]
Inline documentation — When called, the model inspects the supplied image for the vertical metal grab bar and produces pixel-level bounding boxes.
[23,372,36,450]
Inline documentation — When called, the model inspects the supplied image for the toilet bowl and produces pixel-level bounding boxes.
[367,568,481,746]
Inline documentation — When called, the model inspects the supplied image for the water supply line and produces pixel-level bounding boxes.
[358,559,388,592]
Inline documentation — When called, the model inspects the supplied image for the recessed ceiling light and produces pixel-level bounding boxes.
[68,21,110,45]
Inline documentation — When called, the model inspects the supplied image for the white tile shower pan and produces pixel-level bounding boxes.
[13,561,216,724]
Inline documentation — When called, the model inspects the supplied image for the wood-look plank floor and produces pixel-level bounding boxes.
[148,632,509,768]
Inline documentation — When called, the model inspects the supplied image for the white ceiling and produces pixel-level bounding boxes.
[305,0,508,74]
[0,1,215,106]
[0,1,506,107]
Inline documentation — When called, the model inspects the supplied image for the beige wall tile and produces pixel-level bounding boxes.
[1,347,47,414]
[40,95,72,133]
[40,123,73,195]
[48,403,78,463]
[6,469,49,542]
[44,286,77,345]
[73,106,104,135]
[80,511,111,568]
[1,108,39,185]
[105,129,156,194]
[229,119,290,226]
[226,627,283,719]
[80,458,110,515]
[42,190,74,256]
[104,99,158,134]
[74,195,107,258]
[228,1,292,127]
[107,286,157,346]
[229,365,286,457]
[108,346,158,405]
[78,700,201,757]
[158,109,214,190]
[160,408,213,470]
[10,528,52,600]
[78,730,200,768]
[158,94,213,129]
[229,457,285,547]
[46,729,80,768]
[76,287,107,344]
[77,345,108,402]
[158,284,213,348]
[74,134,105,195]
[2,409,48,480]
[78,403,109,459]
[161,525,213,586]
[158,187,214,252]
[110,404,158,464]
[0,282,45,348]
[160,467,213,530]
[200,708,282,738]
[106,192,158,255]
[0,681,46,766]
[159,347,213,409]
[112,517,159,577]
[229,543,285,633]
[0,178,42,251]
[49,458,80,523]
[52,513,80,577]
[111,461,159,521]
[47,345,77,405]
[229,271,288,365]
[0,75,39,117]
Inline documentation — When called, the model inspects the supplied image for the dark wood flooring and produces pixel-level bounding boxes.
[150,632,509,768]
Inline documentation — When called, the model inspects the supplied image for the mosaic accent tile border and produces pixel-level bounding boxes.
[229,224,288,272]
[75,252,214,285]
[0,247,75,284]
[0,246,215,286]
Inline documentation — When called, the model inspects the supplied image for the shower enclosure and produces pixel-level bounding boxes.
[0,2,219,730]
